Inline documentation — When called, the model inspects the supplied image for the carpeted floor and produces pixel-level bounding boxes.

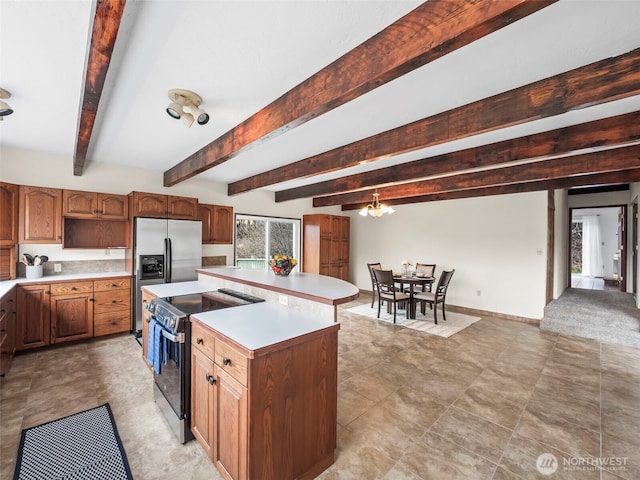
[541,288,640,347]
[345,303,480,338]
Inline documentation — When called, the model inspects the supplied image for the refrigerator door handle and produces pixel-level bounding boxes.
[165,237,172,283]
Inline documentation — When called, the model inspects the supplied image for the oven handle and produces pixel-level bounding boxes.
[161,329,185,344]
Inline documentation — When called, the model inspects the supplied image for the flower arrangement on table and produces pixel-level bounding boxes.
[269,255,297,276]
[401,259,413,276]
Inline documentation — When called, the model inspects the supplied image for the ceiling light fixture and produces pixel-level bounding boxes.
[0,88,14,120]
[166,89,209,127]
[359,190,395,217]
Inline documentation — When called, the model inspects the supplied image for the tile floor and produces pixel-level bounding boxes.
[571,274,620,292]
[1,296,639,479]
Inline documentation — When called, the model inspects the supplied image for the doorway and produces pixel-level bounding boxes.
[570,206,626,291]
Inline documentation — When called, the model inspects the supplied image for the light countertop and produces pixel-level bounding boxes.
[191,302,338,354]
[141,280,221,298]
[0,271,131,298]
[197,267,359,306]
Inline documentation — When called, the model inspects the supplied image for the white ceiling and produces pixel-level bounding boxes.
[1,0,639,193]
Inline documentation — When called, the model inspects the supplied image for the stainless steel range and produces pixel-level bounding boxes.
[146,289,264,443]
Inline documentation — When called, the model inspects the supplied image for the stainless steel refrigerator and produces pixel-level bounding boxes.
[133,218,202,336]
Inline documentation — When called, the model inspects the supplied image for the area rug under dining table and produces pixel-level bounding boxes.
[13,403,133,480]
[345,303,480,338]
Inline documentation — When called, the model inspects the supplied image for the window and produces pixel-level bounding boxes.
[234,214,301,271]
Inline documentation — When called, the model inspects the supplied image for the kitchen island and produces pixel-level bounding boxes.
[196,267,359,321]
[141,270,355,480]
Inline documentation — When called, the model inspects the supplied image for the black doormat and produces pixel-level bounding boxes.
[13,403,133,480]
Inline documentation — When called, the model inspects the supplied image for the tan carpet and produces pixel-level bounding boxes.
[345,303,480,338]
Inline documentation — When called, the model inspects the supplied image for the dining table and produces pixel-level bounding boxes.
[393,274,434,319]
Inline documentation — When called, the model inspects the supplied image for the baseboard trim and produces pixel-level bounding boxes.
[357,289,540,325]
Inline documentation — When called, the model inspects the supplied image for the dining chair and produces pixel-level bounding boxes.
[413,269,455,324]
[373,268,410,323]
[366,262,381,307]
[414,263,436,310]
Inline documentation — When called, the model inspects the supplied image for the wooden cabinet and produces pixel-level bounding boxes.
[63,190,128,220]
[130,191,198,220]
[19,186,62,243]
[15,276,132,353]
[198,204,234,244]
[93,277,131,336]
[140,289,156,368]
[0,182,19,245]
[191,318,338,480]
[50,281,94,344]
[17,284,51,350]
[303,214,350,281]
[63,218,130,249]
[191,321,248,479]
[0,287,17,376]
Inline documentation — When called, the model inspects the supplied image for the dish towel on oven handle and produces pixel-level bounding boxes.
[147,318,163,374]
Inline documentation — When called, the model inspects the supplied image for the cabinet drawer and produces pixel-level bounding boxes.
[94,311,130,336]
[93,289,130,313]
[50,281,93,295]
[215,339,247,386]
[191,320,215,360]
[94,277,131,291]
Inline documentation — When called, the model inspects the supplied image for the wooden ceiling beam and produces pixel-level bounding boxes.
[231,47,640,195]
[341,168,640,210]
[73,0,127,176]
[315,144,640,207]
[163,0,556,187]
[275,111,640,202]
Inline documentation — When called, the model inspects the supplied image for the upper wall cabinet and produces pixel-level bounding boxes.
[198,204,233,244]
[0,182,19,245]
[63,190,128,221]
[130,191,198,220]
[19,186,62,244]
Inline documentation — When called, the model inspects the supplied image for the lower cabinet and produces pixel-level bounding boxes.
[93,277,131,336]
[0,287,17,376]
[190,318,338,480]
[16,276,132,352]
[50,281,94,343]
[17,284,51,350]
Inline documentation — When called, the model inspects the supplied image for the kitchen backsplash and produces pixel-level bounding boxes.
[16,259,126,278]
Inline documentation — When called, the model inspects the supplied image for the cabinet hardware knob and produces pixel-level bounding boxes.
[196,338,203,344]
[222,357,231,366]
[205,374,216,385]
[0,328,5,332]
[112,300,117,303]
[45,290,51,294]
[111,283,117,287]
[145,317,151,323]
[89,298,95,302]
[71,287,77,290]
[0,309,4,313]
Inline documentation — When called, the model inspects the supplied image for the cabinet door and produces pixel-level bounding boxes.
[98,193,129,220]
[19,186,62,243]
[0,288,17,376]
[167,196,198,220]
[63,190,97,218]
[198,204,214,243]
[50,293,93,343]
[191,346,215,459]
[212,206,233,244]
[17,284,51,349]
[214,365,247,480]
[0,182,19,245]
[131,192,167,218]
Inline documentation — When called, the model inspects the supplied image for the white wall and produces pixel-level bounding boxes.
[350,191,549,319]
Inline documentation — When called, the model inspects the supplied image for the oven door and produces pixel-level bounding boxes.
[152,324,193,443]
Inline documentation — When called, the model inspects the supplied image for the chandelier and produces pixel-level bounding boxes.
[359,191,395,217]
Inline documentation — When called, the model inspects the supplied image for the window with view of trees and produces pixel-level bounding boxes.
[234,214,301,271]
